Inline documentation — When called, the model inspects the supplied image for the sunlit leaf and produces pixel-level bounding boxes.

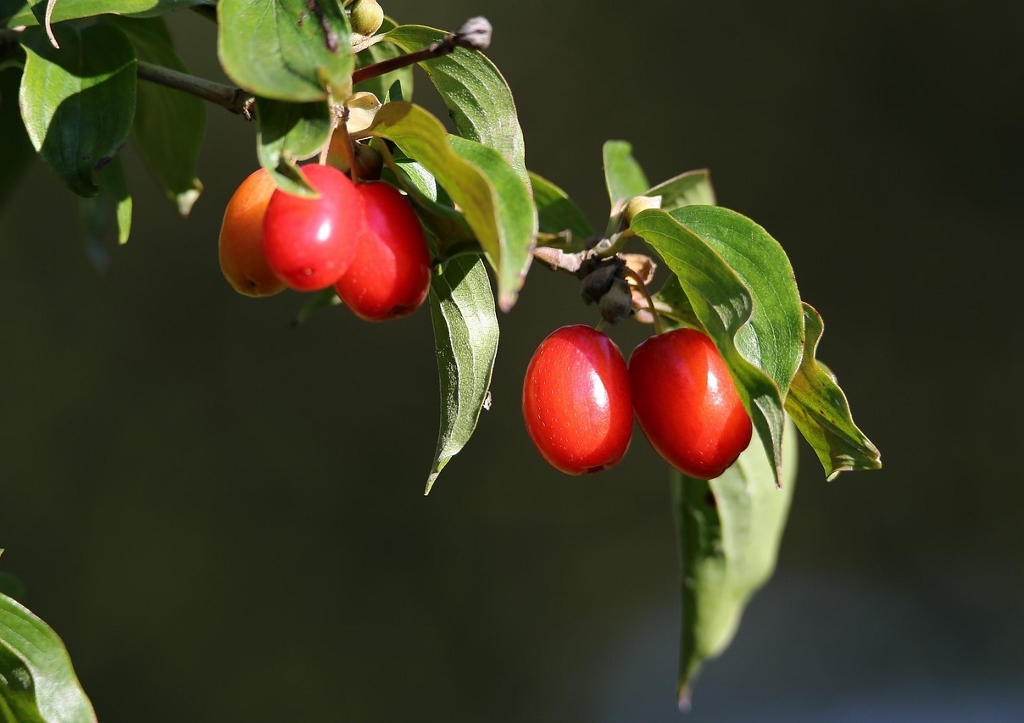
[644,169,716,211]
[0,593,96,722]
[785,303,882,479]
[106,15,204,215]
[382,24,528,186]
[1,0,204,27]
[19,23,137,197]
[603,140,649,210]
[218,0,353,103]
[630,206,804,486]
[426,254,498,493]
[530,171,593,251]
[674,416,798,708]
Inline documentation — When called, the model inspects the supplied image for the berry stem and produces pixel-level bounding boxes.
[623,266,664,335]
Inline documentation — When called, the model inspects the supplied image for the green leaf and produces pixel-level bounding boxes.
[218,0,354,103]
[79,154,132,268]
[0,62,36,211]
[364,101,536,311]
[385,158,476,257]
[530,171,593,251]
[785,303,882,479]
[644,169,717,211]
[105,16,205,216]
[630,206,804,487]
[254,98,332,196]
[19,23,137,197]
[674,416,797,708]
[603,140,649,210]
[426,254,499,494]
[354,17,412,102]
[382,24,528,186]
[0,593,96,722]
[1,0,203,27]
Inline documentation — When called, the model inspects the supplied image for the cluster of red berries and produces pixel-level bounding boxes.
[218,164,431,321]
[522,325,753,479]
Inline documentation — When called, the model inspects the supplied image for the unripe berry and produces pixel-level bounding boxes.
[349,0,384,35]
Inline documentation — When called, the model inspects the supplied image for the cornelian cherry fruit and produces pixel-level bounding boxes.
[628,328,752,479]
[262,164,364,291]
[522,325,633,475]
[334,182,432,321]
[218,168,286,297]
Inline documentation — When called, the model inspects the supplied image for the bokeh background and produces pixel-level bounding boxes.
[3,0,1024,720]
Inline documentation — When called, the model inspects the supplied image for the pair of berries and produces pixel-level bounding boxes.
[522,325,753,479]
[218,164,432,321]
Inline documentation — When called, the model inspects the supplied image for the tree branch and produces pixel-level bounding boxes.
[136,60,255,119]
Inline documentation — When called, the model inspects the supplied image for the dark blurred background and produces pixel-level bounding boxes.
[3,0,1023,720]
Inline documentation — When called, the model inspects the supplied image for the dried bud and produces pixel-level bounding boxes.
[455,17,492,50]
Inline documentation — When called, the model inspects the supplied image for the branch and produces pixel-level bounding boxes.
[351,16,492,86]
[136,60,255,119]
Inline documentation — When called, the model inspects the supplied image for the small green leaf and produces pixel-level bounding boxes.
[530,171,593,251]
[630,206,804,487]
[674,417,797,708]
[0,593,96,722]
[0,62,36,211]
[644,169,717,211]
[364,101,535,311]
[106,16,204,216]
[382,24,528,186]
[255,98,332,196]
[19,23,137,197]
[603,140,649,210]
[786,303,882,479]
[426,254,499,494]
[354,17,412,102]
[1,0,203,27]
[218,0,354,103]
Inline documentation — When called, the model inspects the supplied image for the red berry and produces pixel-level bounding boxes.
[218,168,286,297]
[628,328,752,479]
[522,325,633,475]
[334,182,431,321]
[262,164,364,291]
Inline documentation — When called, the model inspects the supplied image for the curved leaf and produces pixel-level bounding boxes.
[382,24,527,186]
[530,171,593,251]
[19,23,137,197]
[218,0,353,103]
[786,303,882,479]
[674,416,797,708]
[1,0,204,28]
[0,593,96,722]
[364,101,535,311]
[254,98,332,196]
[603,139,649,210]
[426,254,498,494]
[630,207,804,486]
[644,168,716,211]
[106,15,204,216]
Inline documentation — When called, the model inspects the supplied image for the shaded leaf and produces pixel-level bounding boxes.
[79,154,132,268]
[19,23,137,197]
[364,101,535,310]
[1,0,203,27]
[382,24,528,186]
[0,61,36,211]
[426,254,498,493]
[106,16,204,215]
[644,169,716,211]
[785,303,882,479]
[218,0,353,103]
[530,171,593,252]
[674,416,798,707]
[0,593,96,722]
[255,98,332,196]
[630,206,804,486]
[385,157,476,258]
[354,17,412,102]
[603,139,649,210]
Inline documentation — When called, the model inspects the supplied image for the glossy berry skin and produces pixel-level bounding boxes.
[522,325,633,475]
[218,168,286,297]
[262,164,364,291]
[629,328,752,479]
[333,182,431,321]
